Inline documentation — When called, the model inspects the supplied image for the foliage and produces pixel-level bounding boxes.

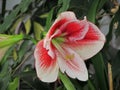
[0,0,120,90]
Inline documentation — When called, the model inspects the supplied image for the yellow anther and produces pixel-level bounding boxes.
[65,54,74,60]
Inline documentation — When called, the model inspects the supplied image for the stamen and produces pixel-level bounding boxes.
[65,54,74,60]
[52,39,74,61]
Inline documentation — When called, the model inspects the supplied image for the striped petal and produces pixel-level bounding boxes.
[47,11,77,37]
[44,11,77,58]
[65,22,105,60]
[34,40,59,82]
[59,18,89,41]
[57,47,88,81]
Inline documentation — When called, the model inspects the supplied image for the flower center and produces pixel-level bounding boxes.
[52,39,74,61]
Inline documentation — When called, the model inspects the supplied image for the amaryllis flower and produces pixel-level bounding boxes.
[34,11,105,82]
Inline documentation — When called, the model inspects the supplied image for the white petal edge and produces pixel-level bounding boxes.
[66,22,105,60]
[57,47,88,81]
[71,41,105,60]
[35,59,59,82]
[34,41,59,83]
[53,11,77,25]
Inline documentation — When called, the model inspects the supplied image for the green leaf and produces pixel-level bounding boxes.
[17,40,30,63]
[87,0,99,23]
[97,0,108,10]
[20,0,32,13]
[0,7,21,33]
[10,17,23,33]
[45,9,54,31]
[0,46,10,62]
[88,80,96,90]
[13,48,18,61]
[0,46,14,65]
[25,18,31,34]
[57,86,66,90]
[0,75,11,90]
[87,1,108,89]
[39,13,49,18]
[0,34,24,48]
[7,77,19,90]
[71,79,83,90]
[91,53,108,90]
[83,80,96,90]
[0,60,9,77]
[18,71,49,90]
[12,40,33,75]
[58,0,71,14]
[0,61,11,90]
[59,72,76,90]
[34,21,44,40]
[0,0,32,33]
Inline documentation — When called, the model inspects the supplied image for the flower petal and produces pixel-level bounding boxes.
[59,19,89,41]
[65,22,105,60]
[34,40,59,82]
[57,47,88,81]
[45,11,77,38]
[44,11,77,58]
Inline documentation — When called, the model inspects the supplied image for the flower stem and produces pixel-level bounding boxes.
[59,71,75,90]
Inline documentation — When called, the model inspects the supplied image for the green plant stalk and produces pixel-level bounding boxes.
[88,80,96,90]
[58,0,71,14]
[87,0,99,23]
[0,46,15,65]
[59,72,76,90]
[0,34,24,48]
[45,9,54,31]
[7,77,19,90]
[97,0,108,10]
[87,0,108,89]
[91,53,108,90]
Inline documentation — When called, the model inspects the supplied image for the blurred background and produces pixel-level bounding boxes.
[0,0,120,90]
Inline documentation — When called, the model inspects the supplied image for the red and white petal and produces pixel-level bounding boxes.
[34,40,59,82]
[59,19,89,41]
[68,41,104,60]
[44,29,62,59]
[84,22,105,41]
[44,11,78,57]
[57,47,88,81]
[65,22,105,60]
[55,11,77,23]
[46,11,77,38]
[43,39,56,59]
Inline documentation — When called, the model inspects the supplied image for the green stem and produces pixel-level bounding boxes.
[87,0,99,23]
[59,71,76,90]
[88,80,96,90]
[0,34,24,48]
[91,53,108,90]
